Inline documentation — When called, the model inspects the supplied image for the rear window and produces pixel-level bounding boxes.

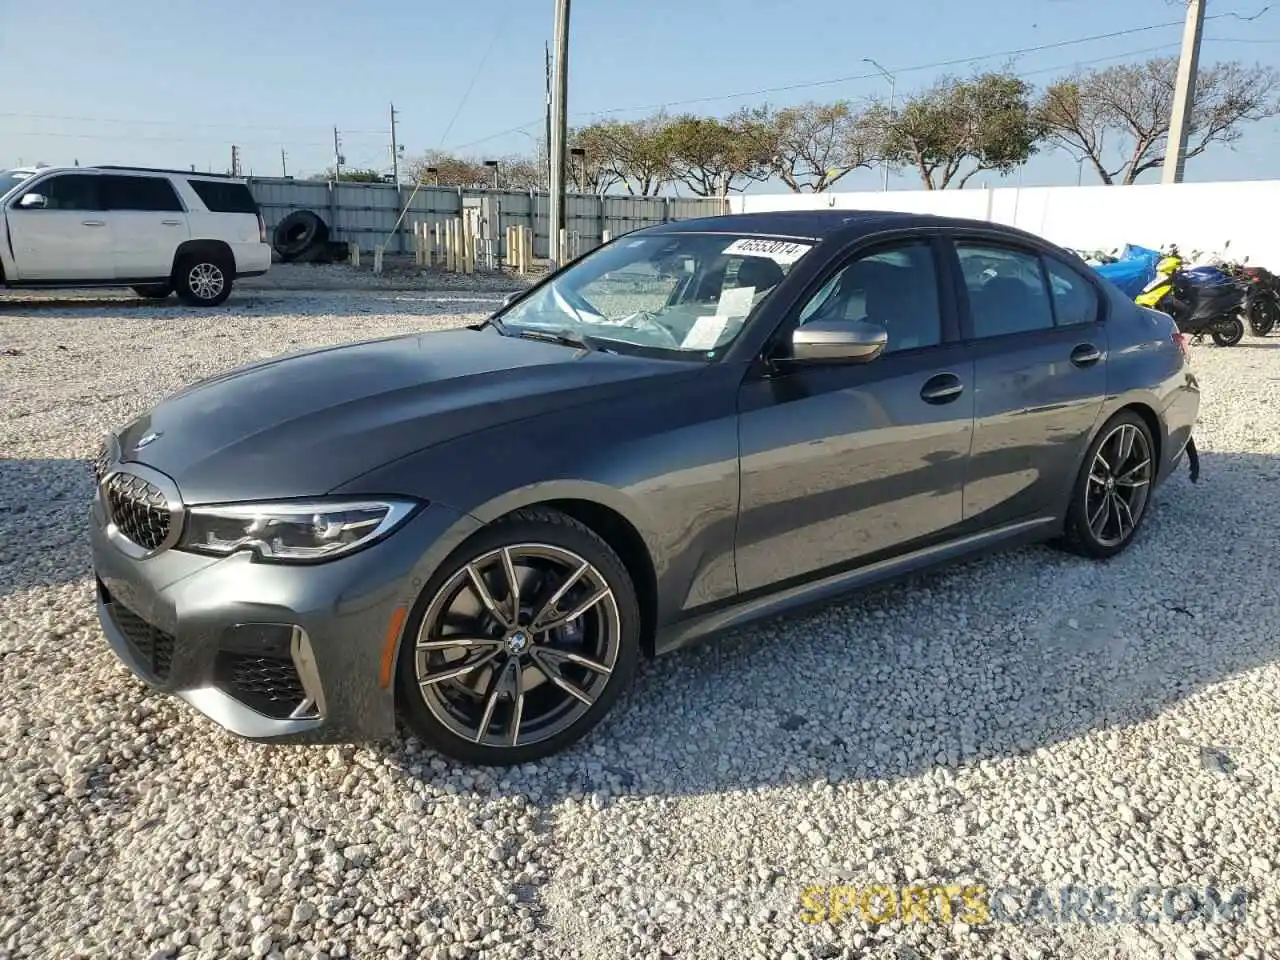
[186,179,258,214]
[103,175,183,212]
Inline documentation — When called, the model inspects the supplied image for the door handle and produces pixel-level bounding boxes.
[1070,343,1103,367]
[921,372,964,404]
[161,219,182,226]
[81,220,106,227]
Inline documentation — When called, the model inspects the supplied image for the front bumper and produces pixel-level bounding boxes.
[90,493,479,744]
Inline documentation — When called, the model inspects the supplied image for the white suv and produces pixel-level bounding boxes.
[0,165,271,306]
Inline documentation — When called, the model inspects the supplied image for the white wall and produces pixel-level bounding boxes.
[730,180,1280,268]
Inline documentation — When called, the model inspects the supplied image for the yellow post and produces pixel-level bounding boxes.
[373,244,383,275]
[350,242,360,268]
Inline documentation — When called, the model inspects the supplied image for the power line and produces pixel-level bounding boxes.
[0,111,384,136]
[442,15,1245,152]
[435,0,514,149]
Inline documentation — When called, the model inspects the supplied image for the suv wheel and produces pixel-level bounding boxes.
[1062,411,1156,559]
[131,284,173,300]
[396,508,641,765]
[175,253,233,307]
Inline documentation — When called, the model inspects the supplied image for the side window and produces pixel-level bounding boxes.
[955,243,1055,338]
[1045,258,1101,326]
[103,175,183,212]
[796,239,942,353]
[19,174,102,211]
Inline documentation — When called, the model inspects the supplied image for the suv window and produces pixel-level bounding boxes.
[1045,258,1102,326]
[18,174,102,211]
[186,179,258,214]
[103,175,183,212]
[797,239,943,353]
[955,243,1056,338]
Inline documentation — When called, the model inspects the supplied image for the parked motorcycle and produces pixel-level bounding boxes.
[1134,249,1247,346]
[1237,265,1280,337]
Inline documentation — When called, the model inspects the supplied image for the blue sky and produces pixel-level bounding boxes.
[3,0,1280,191]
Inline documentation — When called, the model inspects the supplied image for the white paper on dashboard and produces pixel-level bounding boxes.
[681,315,729,350]
[716,285,756,316]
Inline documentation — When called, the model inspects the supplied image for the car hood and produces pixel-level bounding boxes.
[116,327,696,504]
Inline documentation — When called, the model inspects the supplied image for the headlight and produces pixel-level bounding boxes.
[179,498,420,562]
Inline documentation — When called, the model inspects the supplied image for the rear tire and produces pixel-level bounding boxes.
[1062,411,1156,560]
[396,507,641,766]
[174,253,233,307]
[1211,317,1244,347]
[1248,297,1278,337]
[131,284,172,300]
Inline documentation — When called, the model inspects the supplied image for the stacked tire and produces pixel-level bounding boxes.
[272,210,339,263]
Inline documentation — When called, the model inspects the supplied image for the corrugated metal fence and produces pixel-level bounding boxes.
[247,178,729,261]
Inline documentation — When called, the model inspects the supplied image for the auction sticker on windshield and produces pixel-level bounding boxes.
[722,238,812,264]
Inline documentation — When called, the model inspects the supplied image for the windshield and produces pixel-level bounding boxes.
[499,232,816,357]
[0,169,36,201]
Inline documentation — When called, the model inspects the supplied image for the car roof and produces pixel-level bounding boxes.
[648,209,1051,246]
[10,164,245,182]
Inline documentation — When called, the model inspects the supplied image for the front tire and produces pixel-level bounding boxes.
[1211,317,1244,347]
[1062,411,1156,559]
[396,508,641,765]
[175,254,233,307]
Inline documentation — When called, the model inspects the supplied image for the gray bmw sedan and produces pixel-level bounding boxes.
[90,211,1200,765]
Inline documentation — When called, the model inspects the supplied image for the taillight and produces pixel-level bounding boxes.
[1173,326,1190,361]
[257,213,267,244]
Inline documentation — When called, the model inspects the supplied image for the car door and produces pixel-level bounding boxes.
[5,173,111,281]
[945,235,1109,526]
[735,234,976,592]
[102,174,189,280]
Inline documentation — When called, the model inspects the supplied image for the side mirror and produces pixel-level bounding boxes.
[18,193,47,210]
[791,318,887,364]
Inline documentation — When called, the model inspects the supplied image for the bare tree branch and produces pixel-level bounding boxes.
[1039,57,1280,184]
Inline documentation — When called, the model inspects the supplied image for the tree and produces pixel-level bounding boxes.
[309,168,387,183]
[405,151,492,188]
[660,108,777,196]
[1039,57,1280,185]
[571,116,672,196]
[494,154,545,190]
[873,72,1041,189]
[764,101,873,192]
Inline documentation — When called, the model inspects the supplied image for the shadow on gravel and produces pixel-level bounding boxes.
[0,291,508,320]
[377,450,1280,798]
[0,458,94,601]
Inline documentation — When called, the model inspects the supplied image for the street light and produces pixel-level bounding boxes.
[484,159,500,190]
[425,166,439,186]
[863,57,896,193]
[569,147,585,193]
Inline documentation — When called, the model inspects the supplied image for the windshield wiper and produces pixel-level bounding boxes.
[513,328,593,350]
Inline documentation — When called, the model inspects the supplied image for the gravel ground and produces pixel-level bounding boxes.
[2,289,1280,960]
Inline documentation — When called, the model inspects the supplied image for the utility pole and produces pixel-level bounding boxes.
[863,58,895,192]
[280,148,288,178]
[333,126,344,180]
[1163,0,1206,184]
[389,102,401,185]
[230,145,241,177]
[545,41,554,191]
[548,0,571,267]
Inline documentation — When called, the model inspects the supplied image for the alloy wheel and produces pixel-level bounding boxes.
[414,543,622,748]
[187,262,225,301]
[1084,423,1153,548]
